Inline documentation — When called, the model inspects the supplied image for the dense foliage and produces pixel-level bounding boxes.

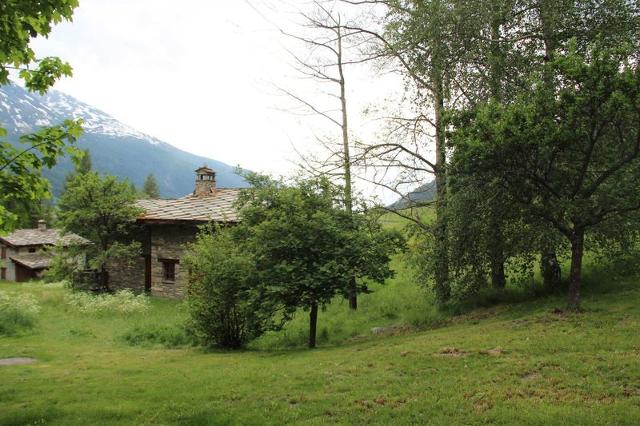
[184,174,402,348]
[184,224,277,349]
[57,172,143,290]
[366,0,640,310]
[450,43,640,309]
[236,174,404,348]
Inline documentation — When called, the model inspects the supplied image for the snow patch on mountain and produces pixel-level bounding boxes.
[0,82,248,198]
[0,83,162,146]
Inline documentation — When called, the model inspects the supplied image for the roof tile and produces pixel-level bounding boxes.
[9,252,53,270]
[136,188,241,223]
[0,229,90,247]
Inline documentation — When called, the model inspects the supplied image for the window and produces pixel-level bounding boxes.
[28,247,37,253]
[159,259,179,282]
[1,268,5,280]
[1,246,5,259]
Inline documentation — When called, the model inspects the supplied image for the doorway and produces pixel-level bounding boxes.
[144,255,151,293]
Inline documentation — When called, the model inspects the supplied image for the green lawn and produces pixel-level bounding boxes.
[1,263,639,425]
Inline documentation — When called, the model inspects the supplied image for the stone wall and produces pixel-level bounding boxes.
[1,246,18,281]
[149,224,198,298]
[107,256,146,293]
[106,225,150,294]
[103,224,198,297]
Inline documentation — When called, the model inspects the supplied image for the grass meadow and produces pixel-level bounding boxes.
[1,251,640,425]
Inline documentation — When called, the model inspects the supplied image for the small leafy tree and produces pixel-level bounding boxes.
[183,224,278,348]
[57,172,143,291]
[142,173,160,199]
[238,174,403,348]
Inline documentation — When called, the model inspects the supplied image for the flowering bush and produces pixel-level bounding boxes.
[65,289,149,314]
[0,291,41,335]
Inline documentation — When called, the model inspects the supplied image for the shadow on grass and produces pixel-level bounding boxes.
[0,406,63,426]
[441,252,640,323]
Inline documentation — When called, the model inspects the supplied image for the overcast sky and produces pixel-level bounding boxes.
[29,0,400,187]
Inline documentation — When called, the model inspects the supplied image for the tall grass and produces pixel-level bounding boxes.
[250,258,445,349]
[0,290,40,336]
[65,289,150,314]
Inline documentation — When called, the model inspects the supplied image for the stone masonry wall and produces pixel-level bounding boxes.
[106,226,150,294]
[150,224,198,298]
[107,256,146,293]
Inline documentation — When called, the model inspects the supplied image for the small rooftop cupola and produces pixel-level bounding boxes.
[37,219,47,231]
[194,166,216,197]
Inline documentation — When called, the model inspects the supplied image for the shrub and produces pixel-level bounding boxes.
[0,291,41,335]
[64,289,149,314]
[43,248,82,283]
[184,225,277,349]
[121,324,195,348]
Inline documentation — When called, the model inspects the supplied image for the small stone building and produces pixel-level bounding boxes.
[109,167,240,297]
[0,221,89,282]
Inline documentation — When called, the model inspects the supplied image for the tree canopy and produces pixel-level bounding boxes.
[450,42,640,309]
[58,172,143,290]
[235,174,403,347]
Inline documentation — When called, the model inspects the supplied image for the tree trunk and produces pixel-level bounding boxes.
[487,203,506,289]
[567,230,584,311]
[308,302,318,348]
[490,254,506,288]
[100,265,109,292]
[335,25,357,311]
[433,74,450,304]
[348,277,357,310]
[541,250,561,289]
[487,3,507,290]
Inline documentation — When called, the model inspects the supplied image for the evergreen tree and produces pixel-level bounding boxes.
[142,174,160,199]
[76,149,92,174]
[63,149,92,191]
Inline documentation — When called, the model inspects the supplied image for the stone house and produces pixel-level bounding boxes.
[0,221,89,282]
[109,167,241,297]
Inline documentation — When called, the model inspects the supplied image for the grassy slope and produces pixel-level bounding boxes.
[1,265,639,425]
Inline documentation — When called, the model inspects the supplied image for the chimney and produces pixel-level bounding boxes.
[37,219,46,231]
[194,166,216,197]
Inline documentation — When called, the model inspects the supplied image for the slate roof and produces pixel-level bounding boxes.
[0,228,90,248]
[136,189,241,223]
[9,253,53,270]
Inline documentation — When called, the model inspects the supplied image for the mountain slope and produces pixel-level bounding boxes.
[0,83,247,198]
[388,181,437,210]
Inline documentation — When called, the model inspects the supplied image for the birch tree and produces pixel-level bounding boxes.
[280,1,364,309]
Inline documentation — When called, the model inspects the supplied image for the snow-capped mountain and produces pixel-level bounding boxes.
[0,83,247,197]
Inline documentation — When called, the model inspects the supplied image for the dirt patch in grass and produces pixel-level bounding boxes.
[436,347,469,357]
[520,371,543,381]
[0,357,37,366]
[479,346,506,356]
